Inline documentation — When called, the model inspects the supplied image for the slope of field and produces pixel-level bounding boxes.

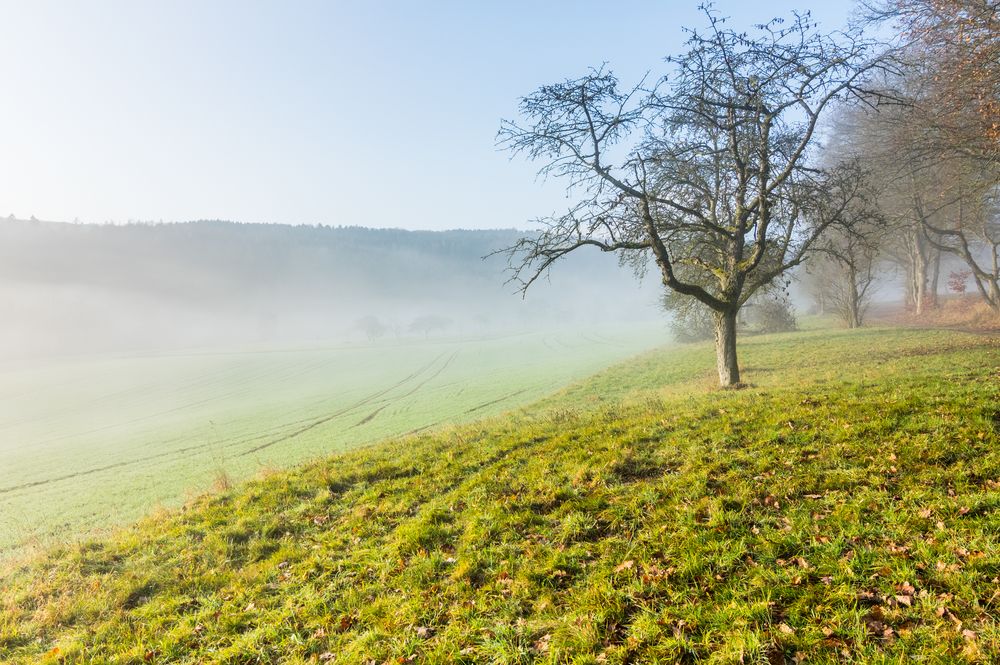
[1,327,998,663]
[0,326,663,556]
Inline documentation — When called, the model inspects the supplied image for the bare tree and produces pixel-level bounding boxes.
[498,8,885,386]
[808,163,887,327]
[355,315,387,341]
[834,86,947,314]
[810,221,882,328]
[922,171,1000,311]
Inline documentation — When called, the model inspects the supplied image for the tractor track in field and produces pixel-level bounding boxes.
[350,350,459,428]
[0,353,330,435]
[5,357,338,452]
[0,438,230,496]
[236,350,457,456]
[353,405,387,427]
[0,352,454,495]
[464,389,528,414]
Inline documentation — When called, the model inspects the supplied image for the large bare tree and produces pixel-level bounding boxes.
[499,9,885,386]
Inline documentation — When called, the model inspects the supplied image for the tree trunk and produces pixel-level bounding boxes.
[849,278,862,328]
[913,240,929,315]
[714,309,740,387]
[911,230,940,315]
[904,263,916,310]
[845,264,862,328]
[928,247,941,309]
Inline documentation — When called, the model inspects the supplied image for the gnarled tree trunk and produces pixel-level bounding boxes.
[714,309,740,387]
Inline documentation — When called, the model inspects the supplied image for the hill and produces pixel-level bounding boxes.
[0,219,660,358]
[2,325,998,663]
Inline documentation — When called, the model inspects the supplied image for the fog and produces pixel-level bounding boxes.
[0,218,665,361]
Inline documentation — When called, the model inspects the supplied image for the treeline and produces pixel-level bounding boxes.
[0,219,522,303]
[800,0,999,327]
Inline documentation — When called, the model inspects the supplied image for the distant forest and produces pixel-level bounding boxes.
[0,218,661,358]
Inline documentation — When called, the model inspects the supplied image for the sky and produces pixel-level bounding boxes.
[0,1,857,231]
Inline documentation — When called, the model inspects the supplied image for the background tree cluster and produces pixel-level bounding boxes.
[838,0,1000,314]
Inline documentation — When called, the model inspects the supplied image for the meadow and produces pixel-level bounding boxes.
[2,324,998,663]
[0,326,663,557]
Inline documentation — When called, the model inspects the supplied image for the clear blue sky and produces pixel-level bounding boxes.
[0,1,855,230]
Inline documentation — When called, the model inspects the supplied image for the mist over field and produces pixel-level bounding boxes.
[0,218,663,360]
[0,217,670,554]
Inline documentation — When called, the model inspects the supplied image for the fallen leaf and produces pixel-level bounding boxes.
[614,560,635,573]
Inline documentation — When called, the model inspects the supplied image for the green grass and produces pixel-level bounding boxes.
[1,326,999,663]
[0,325,663,556]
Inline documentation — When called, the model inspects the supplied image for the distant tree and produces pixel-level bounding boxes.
[664,292,716,343]
[827,92,942,314]
[920,167,1000,312]
[808,239,880,328]
[807,161,888,328]
[745,290,798,334]
[408,314,452,338]
[355,315,387,341]
[499,8,885,386]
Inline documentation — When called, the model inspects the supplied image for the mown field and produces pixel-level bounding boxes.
[1,325,998,663]
[0,326,663,557]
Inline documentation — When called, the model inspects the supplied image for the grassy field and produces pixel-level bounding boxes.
[0,326,664,556]
[1,325,998,663]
